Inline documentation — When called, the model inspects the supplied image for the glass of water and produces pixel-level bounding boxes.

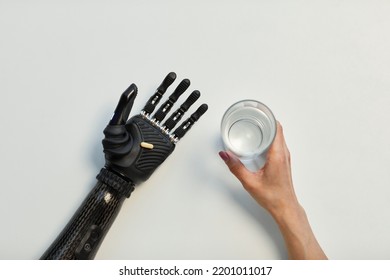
[221,100,277,171]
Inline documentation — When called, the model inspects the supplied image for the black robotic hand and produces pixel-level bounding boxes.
[103,72,207,187]
[41,73,207,259]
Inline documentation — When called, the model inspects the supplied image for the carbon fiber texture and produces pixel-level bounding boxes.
[40,179,126,260]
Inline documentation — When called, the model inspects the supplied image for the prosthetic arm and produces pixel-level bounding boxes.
[40,73,208,259]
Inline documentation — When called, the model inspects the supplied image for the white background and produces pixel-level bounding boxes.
[1,0,389,260]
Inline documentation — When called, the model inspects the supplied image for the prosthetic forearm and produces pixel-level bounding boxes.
[41,169,133,260]
[40,73,207,260]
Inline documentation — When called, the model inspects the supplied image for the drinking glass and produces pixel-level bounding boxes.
[221,100,276,171]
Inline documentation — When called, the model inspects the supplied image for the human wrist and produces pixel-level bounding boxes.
[271,202,307,228]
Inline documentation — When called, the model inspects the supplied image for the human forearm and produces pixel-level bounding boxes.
[273,204,327,260]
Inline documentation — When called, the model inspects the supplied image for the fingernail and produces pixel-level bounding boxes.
[218,151,230,162]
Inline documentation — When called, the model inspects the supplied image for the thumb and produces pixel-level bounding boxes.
[110,83,138,125]
[219,151,252,185]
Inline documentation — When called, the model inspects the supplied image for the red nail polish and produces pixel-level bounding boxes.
[218,151,229,162]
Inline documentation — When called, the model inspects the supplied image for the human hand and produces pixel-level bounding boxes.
[103,72,208,186]
[219,122,300,219]
[219,122,327,259]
